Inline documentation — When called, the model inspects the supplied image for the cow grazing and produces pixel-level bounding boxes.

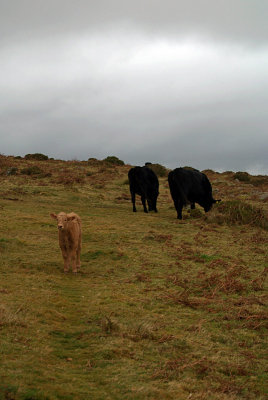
[168,168,220,219]
[50,212,82,273]
[128,166,159,213]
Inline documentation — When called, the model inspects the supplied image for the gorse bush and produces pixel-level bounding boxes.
[233,171,250,182]
[103,156,125,166]
[6,167,18,176]
[21,166,44,175]
[24,153,49,161]
[211,200,268,230]
[250,175,268,187]
[147,163,168,177]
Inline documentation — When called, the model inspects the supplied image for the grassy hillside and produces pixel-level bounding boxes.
[0,155,267,400]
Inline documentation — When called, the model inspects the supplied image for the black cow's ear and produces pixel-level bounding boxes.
[216,199,221,203]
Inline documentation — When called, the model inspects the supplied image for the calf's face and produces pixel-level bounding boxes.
[50,212,69,231]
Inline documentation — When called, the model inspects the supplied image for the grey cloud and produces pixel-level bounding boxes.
[0,1,267,174]
[1,1,268,46]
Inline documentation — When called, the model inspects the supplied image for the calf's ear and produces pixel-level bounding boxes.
[67,215,76,221]
[50,213,57,219]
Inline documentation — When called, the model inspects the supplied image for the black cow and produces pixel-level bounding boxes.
[128,166,159,213]
[168,167,220,219]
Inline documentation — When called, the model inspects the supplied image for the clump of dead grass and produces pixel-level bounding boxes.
[152,355,214,380]
[198,264,249,295]
[126,321,157,341]
[205,200,268,230]
[0,305,27,328]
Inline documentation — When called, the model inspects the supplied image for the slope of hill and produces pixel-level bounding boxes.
[0,155,267,400]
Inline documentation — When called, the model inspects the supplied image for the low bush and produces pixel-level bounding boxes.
[103,156,125,166]
[147,163,168,177]
[24,153,48,161]
[6,167,18,176]
[206,200,268,230]
[233,171,250,182]
[250,175,268,186]
[21,166,44,175]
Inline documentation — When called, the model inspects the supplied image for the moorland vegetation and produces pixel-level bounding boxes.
[0,154,267,400]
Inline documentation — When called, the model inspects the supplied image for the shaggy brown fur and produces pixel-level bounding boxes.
[50,212,82,273]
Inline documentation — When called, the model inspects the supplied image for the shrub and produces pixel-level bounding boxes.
[250,175,268,187]
[103,156,125,166]
[147,163,168,177]
[208,200,268,230]
[88,158,103,167]
[6,167,18,176]
[24,153,48,161]
[233,171,250,182]
[21,166,43,175]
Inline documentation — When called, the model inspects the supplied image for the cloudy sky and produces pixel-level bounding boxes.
[1,1,267,173]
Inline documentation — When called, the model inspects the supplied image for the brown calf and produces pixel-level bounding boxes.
[50,212,82,273]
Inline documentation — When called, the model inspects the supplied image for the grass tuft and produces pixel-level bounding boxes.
[206,200,268,230]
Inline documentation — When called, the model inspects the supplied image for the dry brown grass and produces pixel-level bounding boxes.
[0,154,267,400]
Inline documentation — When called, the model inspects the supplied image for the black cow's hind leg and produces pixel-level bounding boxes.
[131,191,137,212]
[191,203,195,209]
[153,198,158,212]
[175,200,183,220]
[141,195,148,213]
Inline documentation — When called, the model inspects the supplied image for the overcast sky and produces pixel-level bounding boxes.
[1,1,267,173]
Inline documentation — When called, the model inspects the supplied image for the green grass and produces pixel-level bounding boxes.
[0,156,267,399]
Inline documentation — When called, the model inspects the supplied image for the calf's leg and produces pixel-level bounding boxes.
[70,250,78,273]
[76,242,81,271]
[61,247,70,273]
